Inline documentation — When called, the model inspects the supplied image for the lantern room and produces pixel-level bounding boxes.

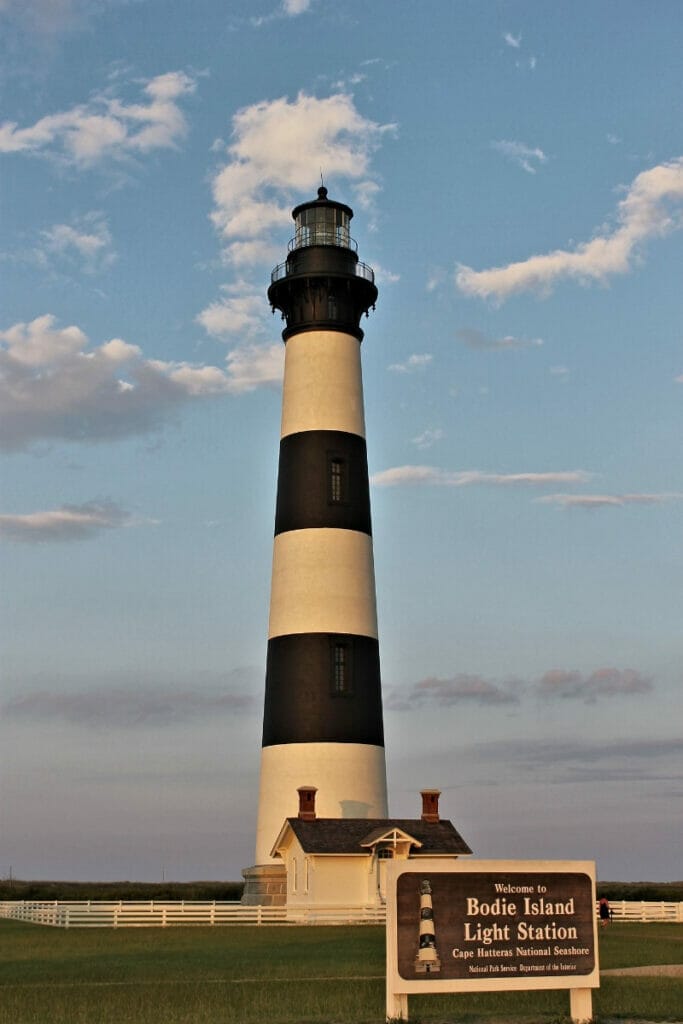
[291,187,353,251]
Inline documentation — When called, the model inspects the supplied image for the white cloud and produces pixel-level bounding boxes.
[457,156,683,301]
[388,666,652,712]
[372,262,400,284]
[223,342,284,392]
[209,91,394,263]
[491,139,547,174]
[537,492,683,509]
[222,239,281,268]
[503,31,521,48]
[372,466,443,487]
[0,71,196,167]
[42,222,106,258]
[411,428,444,450]
[197,89,394,386]
[196,291,269,339]
[282,0,312,13]
[371,466,592,488]
[0,500,130,542]
[0,0,129,36]
[1,0,80,33]
[426,268,446,292]
[251,0,313,26]
[457,328,543,351]
[550,365,570,377]
[388,353,432,373]
[353,178,382,211]
[536,668,652,702]
[0,314,280,451]
[198,90,394,375]
[332,72,367,92]
[2,684,256,727]
[36,212,115,273]
[390,674,519,710]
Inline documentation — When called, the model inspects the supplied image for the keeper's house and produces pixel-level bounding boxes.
[270,788,471,908]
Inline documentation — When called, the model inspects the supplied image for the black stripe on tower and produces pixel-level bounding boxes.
[269,269,377,342]
[263,633,383,746]
[275,430,371,536]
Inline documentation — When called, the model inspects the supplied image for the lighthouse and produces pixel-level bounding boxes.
[242,187,388,904]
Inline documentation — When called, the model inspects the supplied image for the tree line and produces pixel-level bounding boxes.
[596,881,683,902]
[1,879,682,902]
[0,880,244,901]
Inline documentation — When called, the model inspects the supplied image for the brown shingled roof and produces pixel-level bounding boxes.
[284,817,471,855]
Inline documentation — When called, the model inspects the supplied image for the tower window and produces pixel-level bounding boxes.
[331,459,342,501]
[334,643,347,693]
[331,639,353,696]
[328,455,347,504]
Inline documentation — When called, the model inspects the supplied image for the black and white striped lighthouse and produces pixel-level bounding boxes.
[242,187,388,903]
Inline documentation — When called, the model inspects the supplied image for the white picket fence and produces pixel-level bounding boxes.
[602,899,683,923]
[0,898,681,929]
[0,900,386,929]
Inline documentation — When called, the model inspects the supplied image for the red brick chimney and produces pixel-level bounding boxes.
[420,789,440,823]
[297,786,317,820]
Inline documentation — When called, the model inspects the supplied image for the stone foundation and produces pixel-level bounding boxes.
[241,863,287,906]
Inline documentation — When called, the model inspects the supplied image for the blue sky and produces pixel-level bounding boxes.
[1,0,682,883]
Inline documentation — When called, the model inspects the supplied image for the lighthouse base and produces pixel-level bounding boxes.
[240,863,287,906]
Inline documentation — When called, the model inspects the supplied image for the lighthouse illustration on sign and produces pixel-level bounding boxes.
[415,879,441,973]
[242,188,389,903]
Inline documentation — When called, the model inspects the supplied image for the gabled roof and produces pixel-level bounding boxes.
[359,825,422,849]
[272,817,471,857]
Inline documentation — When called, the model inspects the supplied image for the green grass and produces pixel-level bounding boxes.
[1,919,681,1023]
[596,921,683,969]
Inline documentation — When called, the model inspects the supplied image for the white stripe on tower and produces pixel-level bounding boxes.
[281,330,367,437]
[252,188,388,870]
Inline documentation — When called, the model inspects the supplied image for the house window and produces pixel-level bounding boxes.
[291,856,298,894]
[304,857,310,894]
[331,639,353,696]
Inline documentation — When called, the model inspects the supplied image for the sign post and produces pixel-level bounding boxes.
[386,859,599,1023]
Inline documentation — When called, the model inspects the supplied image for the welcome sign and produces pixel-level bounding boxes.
[386,860,599,1023]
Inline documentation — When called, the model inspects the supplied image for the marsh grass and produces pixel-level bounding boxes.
[1,919,681,1023]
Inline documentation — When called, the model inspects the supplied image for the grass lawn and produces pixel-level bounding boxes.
[0,919,681,1023]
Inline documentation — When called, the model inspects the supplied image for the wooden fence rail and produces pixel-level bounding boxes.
[0,899,680,928]
[0,900,386,928]
[602,899,683,923]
